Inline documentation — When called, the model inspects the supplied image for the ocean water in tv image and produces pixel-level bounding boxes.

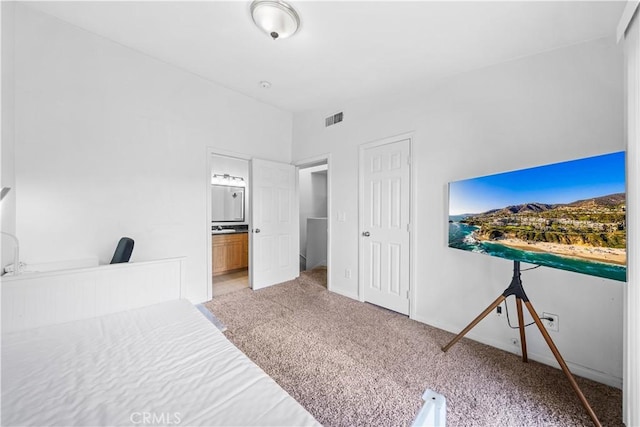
[448,219,627,282]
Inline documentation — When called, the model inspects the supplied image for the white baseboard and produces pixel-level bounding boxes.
[330,286,359,301]
[412,314,622,389]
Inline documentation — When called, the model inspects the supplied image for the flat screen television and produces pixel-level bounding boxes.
[448,151,626,282]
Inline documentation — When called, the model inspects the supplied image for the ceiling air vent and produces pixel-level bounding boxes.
[325,112,344,127]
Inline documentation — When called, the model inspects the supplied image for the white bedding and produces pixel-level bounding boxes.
[1,299,319,426]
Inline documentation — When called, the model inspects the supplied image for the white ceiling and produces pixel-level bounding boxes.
[27,1,625,113]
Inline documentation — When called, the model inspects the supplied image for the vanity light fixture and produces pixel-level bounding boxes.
[212,173,247,187]
[250,0,300,40]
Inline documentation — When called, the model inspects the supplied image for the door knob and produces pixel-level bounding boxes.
[362,231,370,237]
[254,228,261,233]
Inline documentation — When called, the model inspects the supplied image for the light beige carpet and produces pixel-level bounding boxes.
[204,276,622,427]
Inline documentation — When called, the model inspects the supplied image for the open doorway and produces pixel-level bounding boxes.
[298,161,329,289]
[210,154,250,297]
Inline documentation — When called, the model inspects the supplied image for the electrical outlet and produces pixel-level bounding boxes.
[542,312,559,332]
[345,268,352,279]
[496,306,503,317]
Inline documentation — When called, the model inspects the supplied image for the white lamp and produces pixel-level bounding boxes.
[250,0,300,40]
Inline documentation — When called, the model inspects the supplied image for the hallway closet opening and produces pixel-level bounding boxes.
[298,162,328,287]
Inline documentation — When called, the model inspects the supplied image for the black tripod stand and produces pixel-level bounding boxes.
[441,261,601,427]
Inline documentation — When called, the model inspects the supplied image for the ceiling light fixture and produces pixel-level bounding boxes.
[250,0,300,40]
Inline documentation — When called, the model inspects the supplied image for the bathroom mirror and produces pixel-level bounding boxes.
[211,185,245,222]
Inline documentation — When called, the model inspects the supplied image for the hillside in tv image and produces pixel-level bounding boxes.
[448,151,626,282]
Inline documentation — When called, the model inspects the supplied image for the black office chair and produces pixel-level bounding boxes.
[110,237,134,264]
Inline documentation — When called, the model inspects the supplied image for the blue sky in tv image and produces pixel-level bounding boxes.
[448,151,625,215]
[447,151,627,282]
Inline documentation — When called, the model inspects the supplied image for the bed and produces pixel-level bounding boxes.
[1,259,319,426]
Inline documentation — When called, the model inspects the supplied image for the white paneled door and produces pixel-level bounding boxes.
[360,138,411,315]
[250,159,298,290]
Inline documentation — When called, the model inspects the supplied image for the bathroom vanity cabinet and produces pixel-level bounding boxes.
[212,232,249,275]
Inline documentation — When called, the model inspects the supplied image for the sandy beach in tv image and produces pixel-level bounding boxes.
[448,151,626,281]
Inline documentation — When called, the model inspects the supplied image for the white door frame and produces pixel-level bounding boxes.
[206,147,252,302]
[294,153,332,292]
[621,6,640,424]
[358,133,416,317]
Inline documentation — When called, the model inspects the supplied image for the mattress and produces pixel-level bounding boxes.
[1,299,319,426]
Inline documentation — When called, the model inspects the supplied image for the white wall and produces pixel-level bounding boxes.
[211,155,249,226]
[306,217,327,270]
[10,5,292,302]
[293,37,625,386]
[1,2,16,270]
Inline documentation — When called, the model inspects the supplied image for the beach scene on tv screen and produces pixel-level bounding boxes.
[448,151,626,282]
